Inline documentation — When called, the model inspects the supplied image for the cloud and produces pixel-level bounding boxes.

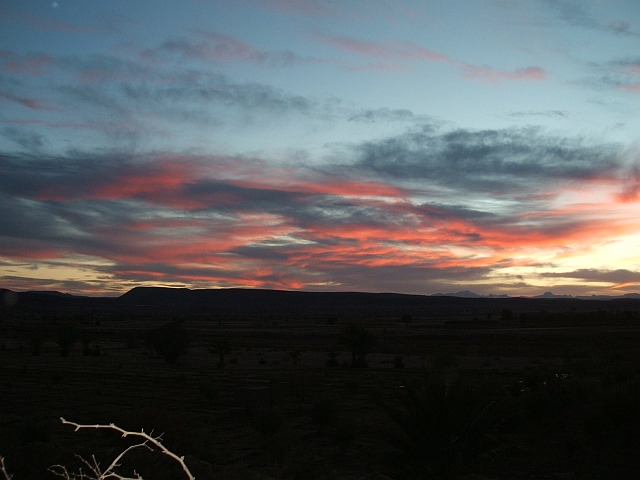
[147,31,309,68]
[539,0,640,37]
[541,269,640,286]
[2,127,46,152]
[316,32,452,63]
[460,66,546,85]
[508,110,568,118]
[0,91,61,112]
[315,32,545,83]
[581,57,640,97]
[349,125,621,193]
[1,121,638,295]
[0,52,55,76]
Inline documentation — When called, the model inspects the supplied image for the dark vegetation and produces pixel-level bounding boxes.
[1,287,640,479]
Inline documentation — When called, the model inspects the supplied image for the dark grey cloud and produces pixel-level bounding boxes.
[0,194,72,240]
[154,31,310,68]
[542,269,640,284]
[348,107,419,123]
[347,125,624,194]
[2,127,46,152]
[120,79,315,114]
[507,110,568,118]
[539,0,639,37]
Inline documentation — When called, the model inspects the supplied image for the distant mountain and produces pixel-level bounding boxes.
[533,292,640,300]
[534,292,573,299]
[432,290,511,299]
[576,293,640,300]
[428,290,640,300]
[25,290,82,298]
[432,290,482,298]
[3,287,640,318]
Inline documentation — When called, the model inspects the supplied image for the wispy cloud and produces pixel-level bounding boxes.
[0,51,55,76]
[315,32,452,63]
[508,110,568,118]
[145,31,310,68]
[315,32,545,84]
[539,0,640,37]
[0,91,61,111]
[460,65,546,85]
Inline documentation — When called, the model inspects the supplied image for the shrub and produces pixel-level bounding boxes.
[311,396,338,428]
[378,371,509,479]
[339,324,377,368]
[148,322,189,364]
[326,349,340,368]
[401,313,413,324]
[198,380,218,400]
[208,339,231,369]
[288,373,311,412]
[335,416,358,445]
[81,337,92,356]
[57,325,79,357]
[254,406,285,437]
[432,345,458,371]
[28,330,44,356]
[288,348,301,365]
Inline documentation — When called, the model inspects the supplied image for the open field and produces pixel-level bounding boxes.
[1,289,640,479]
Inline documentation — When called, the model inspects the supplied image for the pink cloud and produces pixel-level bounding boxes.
[0,91,61,112]
[460,65,546,85]
[316,32,546,84]
[619,84,640,92]
[341,63,409,73]
[316,33,453,64]
[620,63,640,74]
[2,53,54,76]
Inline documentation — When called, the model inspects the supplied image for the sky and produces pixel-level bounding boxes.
[1,0,640,297]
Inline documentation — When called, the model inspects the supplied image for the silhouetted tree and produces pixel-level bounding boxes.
[326,348,340,368]
[401,313,413,325]
[57,325,79,357]
[29,331,44,356]
[208,339,231,369]
[288,348,302,365]
[149,322,189,364]
[501,309,513,321]
[339,324,377,368]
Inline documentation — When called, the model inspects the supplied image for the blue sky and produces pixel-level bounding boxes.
[1,0,640,296]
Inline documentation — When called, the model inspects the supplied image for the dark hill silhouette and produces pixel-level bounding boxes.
[3,286,640,320]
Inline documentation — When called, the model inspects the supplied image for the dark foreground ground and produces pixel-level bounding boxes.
[1,289,640,479]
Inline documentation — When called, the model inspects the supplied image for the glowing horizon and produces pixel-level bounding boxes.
[1,1,640,297]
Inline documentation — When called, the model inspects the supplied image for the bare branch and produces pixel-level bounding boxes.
[57,418,195,480]
[0,457,13,480]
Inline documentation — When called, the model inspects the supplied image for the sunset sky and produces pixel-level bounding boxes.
[1,0,640,296]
